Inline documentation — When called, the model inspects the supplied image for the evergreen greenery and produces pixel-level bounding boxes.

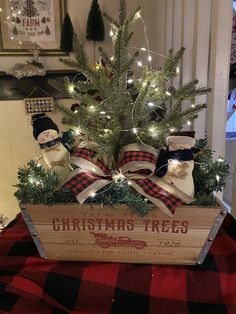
[51,0,210,164]
[86,0,105,61]
[14,139,230,210]
[14,160,76,205]
[192,138,230,206]
[14,160,149,215]
[60,13,74,53]
[15,1,225,214]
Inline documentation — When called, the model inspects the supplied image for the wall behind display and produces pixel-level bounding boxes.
[0,0,152,71]
[0,0,156,220]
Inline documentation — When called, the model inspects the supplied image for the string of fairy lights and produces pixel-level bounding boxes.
[67,11,193,140]
[0,0,25,49]
[0,8,224,192]
[62,10,225,198]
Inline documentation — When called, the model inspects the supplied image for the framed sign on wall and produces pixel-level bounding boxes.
[0,0,66,55]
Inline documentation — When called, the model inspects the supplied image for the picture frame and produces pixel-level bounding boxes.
[0,0,67,55]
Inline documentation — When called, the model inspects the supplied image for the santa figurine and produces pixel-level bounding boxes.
[156,133,196,199]
[32,114,72,181]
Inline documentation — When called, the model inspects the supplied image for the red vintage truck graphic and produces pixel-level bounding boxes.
[91,232,147,249]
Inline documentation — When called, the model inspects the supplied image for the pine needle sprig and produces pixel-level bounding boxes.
[50,2,210,159]
[119,0,127,25]
[173,79,211,101]
[192,138,230,205]
[14,160,76,204]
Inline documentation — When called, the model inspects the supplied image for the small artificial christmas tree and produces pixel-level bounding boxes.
[86,0,105,61]
[21,0,39,18]
[15,0,229,217]
[60,13,74,53]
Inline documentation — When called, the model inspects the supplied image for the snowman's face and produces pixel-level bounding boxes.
[37,129,59,144]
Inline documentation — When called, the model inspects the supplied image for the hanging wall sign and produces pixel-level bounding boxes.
[5,0,55,42]
[0,0,66,55]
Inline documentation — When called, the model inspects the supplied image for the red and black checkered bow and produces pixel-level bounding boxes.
[63,143,193,216]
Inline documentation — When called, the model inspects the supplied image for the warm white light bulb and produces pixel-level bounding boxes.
[141,47,146,51]
[29,177,35,184]
[218,158,224,162]
[166,91,171,96]
[148,102,155,107]
[75,128,80,135]
[191,104,195,108]
[127,79,133,84]
[109,30,114,37]
[68,84,75,93]
[132,128,138,134]
[90,192,96,197]
[110,56,114,60]
[170,128,175,132]
[107,115,111,119]
[88,105,96,112]
[10,36,14,40]
[137,61,143,67]
[187,120,191,126]
[128,181,132,185]
[169,159,180,165]
[136,12,141,18]
[100,111,106,115]
[0,8,2,12]
[155,87,159,92]
[176,67,180,73]
[216,175,220,182]
[148,55,152,62]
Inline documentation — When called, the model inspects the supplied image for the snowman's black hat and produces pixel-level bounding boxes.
[31,114,59,140]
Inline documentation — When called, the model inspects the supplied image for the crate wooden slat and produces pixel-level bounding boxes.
[20,203,227,265]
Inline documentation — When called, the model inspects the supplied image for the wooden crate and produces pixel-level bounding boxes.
[20,203,227,265]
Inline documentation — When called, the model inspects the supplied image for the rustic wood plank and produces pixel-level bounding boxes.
[22,203,225,265]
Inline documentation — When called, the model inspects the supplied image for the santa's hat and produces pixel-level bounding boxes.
[167,135,196,148]
[31,114,59,140]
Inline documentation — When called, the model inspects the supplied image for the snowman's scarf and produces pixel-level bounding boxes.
[39,138,63,150]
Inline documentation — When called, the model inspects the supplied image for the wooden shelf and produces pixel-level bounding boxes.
[0,70,82,100]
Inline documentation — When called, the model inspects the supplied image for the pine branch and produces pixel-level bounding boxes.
[98,47,116,71]
[119,0,127,25]
[103,12,119,28]
[128,7,141,24]
[14,160,76,204]
[173,79,211,101]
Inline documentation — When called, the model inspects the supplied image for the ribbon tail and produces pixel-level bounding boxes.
[62,168,112,204]
[76,179,111,204]
[131,177,194,217]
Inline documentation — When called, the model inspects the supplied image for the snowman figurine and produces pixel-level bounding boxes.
[161,135,196,199]
[32,114,72,181]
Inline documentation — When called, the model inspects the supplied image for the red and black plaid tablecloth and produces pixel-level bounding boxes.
[0,213,236,314]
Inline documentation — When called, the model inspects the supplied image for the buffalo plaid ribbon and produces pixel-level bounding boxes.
[63,143,193,216]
